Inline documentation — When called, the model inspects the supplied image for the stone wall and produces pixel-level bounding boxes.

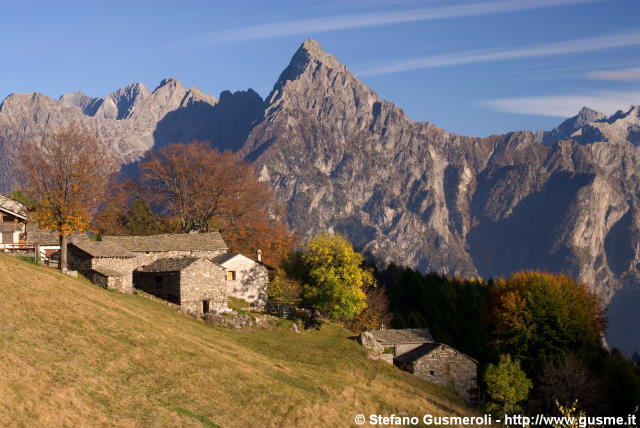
[223,256,269,307]
[134,271,181,304]
[92,256,142,276]
[92,272,132,294]
[399,345,478,403]
[180,259,227,315]
[67,246,93,278]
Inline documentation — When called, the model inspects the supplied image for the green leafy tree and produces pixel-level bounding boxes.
[485,354,532,416]
[125,198,164,235]
[268,268,303,307]
[299,233,373,320]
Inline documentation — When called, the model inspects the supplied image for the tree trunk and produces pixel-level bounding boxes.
[60,234,68,270]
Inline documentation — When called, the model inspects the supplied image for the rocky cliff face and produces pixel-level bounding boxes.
[243,40,640,302]
[0,39,638,353]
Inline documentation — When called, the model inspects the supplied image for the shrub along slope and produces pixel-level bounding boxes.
[0,254,476,427]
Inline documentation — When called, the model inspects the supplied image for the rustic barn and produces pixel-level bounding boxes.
[395,343,478,403]
[135,257,227,315]
[367,328,434,357]
[68,240,138,293]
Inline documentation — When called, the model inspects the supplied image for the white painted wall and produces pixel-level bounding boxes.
[220,254,269,307]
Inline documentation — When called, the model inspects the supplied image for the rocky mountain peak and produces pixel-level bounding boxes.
[577,106,605,122]
[156,78,183,91]
[271,39,344,93]
[59,91,104,116]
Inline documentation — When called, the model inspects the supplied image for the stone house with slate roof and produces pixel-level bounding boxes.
[395,343,479,404]
[367,328,434,357]
[68,239,138,293]
[67,232,241,315]
[135,257,226,314]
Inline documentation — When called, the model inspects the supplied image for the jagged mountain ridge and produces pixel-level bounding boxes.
[0,39,639,353]
[537,105,640,146]
[0,79,263,189]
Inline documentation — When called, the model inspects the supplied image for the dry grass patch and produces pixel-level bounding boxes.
[0,254,483,427]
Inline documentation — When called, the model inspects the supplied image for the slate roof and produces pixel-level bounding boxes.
[0,195,28,219]
[102,232,227,252]
[395,343,478,364]
[211,253,240,265]
[367,328,434,345]
[137,257,206,272]
[72,240,136,258]
[25,223,88,246]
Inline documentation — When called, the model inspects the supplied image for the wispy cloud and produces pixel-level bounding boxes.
[585,67,640,81]
[194,0,600,44]
[481,90,640,117]
[358,29,640,76]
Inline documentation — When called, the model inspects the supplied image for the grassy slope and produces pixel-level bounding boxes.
[0,254,478,427]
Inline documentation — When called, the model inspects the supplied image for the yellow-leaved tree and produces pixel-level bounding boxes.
[17,123,115,269]
[300,233,374,321]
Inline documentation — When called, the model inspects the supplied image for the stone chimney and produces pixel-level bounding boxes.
[256,249,262,263]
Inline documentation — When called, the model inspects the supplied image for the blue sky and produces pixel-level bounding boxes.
[2,0,639,136]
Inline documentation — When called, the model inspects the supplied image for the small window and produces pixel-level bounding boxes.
[227,271,236,281]
[429,370,435,376]
[202,300,210,314]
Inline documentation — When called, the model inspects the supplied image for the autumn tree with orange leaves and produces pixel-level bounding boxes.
[17,123,116,269]
[137,141,297,266]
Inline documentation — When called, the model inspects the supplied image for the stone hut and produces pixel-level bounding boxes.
[66,232,244,314]
[212,252,270,307]
[135,257,227,315]
[367,328,434,357]
[67,240,138,293]
[395,343,479,403]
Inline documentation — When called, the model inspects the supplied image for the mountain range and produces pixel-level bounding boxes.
[1,39,639,354]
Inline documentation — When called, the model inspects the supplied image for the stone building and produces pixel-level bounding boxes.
[0,194,27,248]
[395,343,479,403]
[1,194,86,262]
[135,257,227,315]
[67,232,238,315]
[68,240,138,293]
[213,252,270,307]
[367,328,434,357]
